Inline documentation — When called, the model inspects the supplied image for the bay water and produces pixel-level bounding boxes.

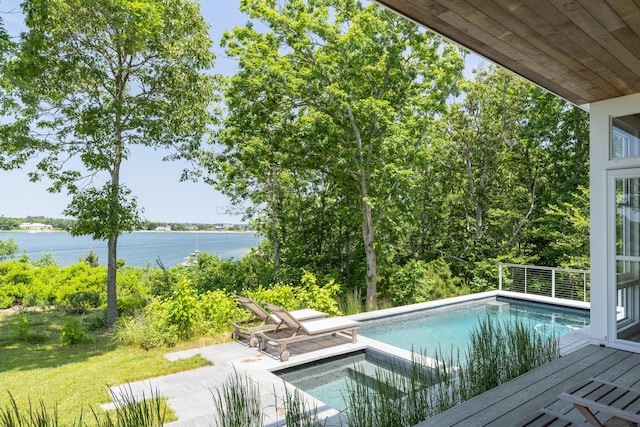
[0,231,263,267]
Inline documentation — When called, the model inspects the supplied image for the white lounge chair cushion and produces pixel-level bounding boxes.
[270,308,326,324]
[299,317,360,335]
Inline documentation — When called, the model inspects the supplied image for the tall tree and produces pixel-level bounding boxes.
[426,66,588,282]
[216,0,464,306]
[11,0,217,325]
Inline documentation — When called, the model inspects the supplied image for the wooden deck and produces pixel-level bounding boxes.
[415,345,640,426]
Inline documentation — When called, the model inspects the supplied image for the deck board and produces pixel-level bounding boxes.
[415,346,640,426]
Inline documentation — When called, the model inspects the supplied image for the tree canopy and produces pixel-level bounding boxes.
[214,0,465,306]
[211,0,589,306]
[9,0,218,324]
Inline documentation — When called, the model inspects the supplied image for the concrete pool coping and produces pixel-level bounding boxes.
[103,290,591,426]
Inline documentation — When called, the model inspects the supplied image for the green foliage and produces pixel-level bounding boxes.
[342,317,560,426]
[385,258,466,306]
[198,290,245,336]
[281,386,324,427]
[211,369,263,427]
[13,315,48,344]
[165,277,201,340]
[83,249,100,267]
[113,309,178,351]
[184,252,274,294]
[13,0,219,326]
[54,264,107,312]
[0,261,34,308]
[345,355,436,427]
[116,267,152,317]
[92,385,165,427]
[0,392,73,427]
[0,238,18,261]
[114,283,243,349]
[216,0,465,305]
[59,292,102,314]
[338,288,366,315]
[459,316,559,401]
[59,318,89,345]
[244,272,342,316]
[0,386,164,427]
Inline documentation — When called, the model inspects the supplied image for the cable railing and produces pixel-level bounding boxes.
[497,263,590,302]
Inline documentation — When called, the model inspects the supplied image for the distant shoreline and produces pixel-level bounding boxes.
[0,229,258,234]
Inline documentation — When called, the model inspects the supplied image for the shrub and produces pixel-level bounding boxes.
[60,318,90,345]
[59,291,102,314]
[244,271,342,316]
[54,264,107,310]
[113,306,178,350]
[178,252,276,295]
[116,267,152,317]
[0,261,35,308]
[165,277,201,339]
[15,315,31,341]
[82,310,107,331]
[199,290,244,336]
[385,258,467,306]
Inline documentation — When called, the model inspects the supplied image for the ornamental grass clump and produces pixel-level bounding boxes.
[281,385,326,427]
[0,392,69,427]
[342,316,560,427]
[93,385,165,427]
[459,315,560,401]
[345,353,443,427]
[0,385,163,427]
[211,369,263,427]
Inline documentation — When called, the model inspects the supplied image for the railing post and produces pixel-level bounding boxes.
[584,273,587,302]
[524,266,528,294]
[552,268,556,298]
[499,264,503,291]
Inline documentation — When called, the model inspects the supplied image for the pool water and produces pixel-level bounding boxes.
[278,351,411,413]
[360,298,589,353]
[277,298,590,414]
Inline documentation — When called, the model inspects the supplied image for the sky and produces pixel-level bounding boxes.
[0,0,486,225]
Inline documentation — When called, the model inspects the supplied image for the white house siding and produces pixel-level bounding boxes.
[590,93,640,353]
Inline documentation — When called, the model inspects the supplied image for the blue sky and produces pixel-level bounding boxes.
[0,0,485,224]
[0,0,249,224]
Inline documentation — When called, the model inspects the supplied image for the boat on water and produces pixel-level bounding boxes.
[181,249,200,267]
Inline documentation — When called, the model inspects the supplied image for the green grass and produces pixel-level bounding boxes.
[0,309,214,425]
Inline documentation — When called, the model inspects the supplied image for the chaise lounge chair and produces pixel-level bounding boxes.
[558,378,640,426]
[257,302,361,361]
[232,295,327,347]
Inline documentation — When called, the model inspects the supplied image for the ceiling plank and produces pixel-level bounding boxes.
[375,0,640,104]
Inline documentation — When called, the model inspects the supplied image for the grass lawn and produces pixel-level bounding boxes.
[0,309,221,425]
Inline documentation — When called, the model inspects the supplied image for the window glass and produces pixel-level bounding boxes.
[612,115,640,159]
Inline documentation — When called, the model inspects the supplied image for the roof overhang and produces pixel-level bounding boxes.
[375,1,640,107]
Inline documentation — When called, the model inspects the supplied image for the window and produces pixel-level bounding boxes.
[612,115,640,159]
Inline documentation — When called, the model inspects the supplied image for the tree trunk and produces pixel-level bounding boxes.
[361,198,378,309]
[347,106,378,309]
[106,232,118,326]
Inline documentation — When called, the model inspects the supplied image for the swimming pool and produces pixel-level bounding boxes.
[359,298,589,353]
[277,349,416,414]
[275,297,590,414]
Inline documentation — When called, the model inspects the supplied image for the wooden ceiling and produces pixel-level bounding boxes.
[374,0,640,106]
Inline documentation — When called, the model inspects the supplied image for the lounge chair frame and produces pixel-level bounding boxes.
[258,302,360,361]
[232,296,326,347]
